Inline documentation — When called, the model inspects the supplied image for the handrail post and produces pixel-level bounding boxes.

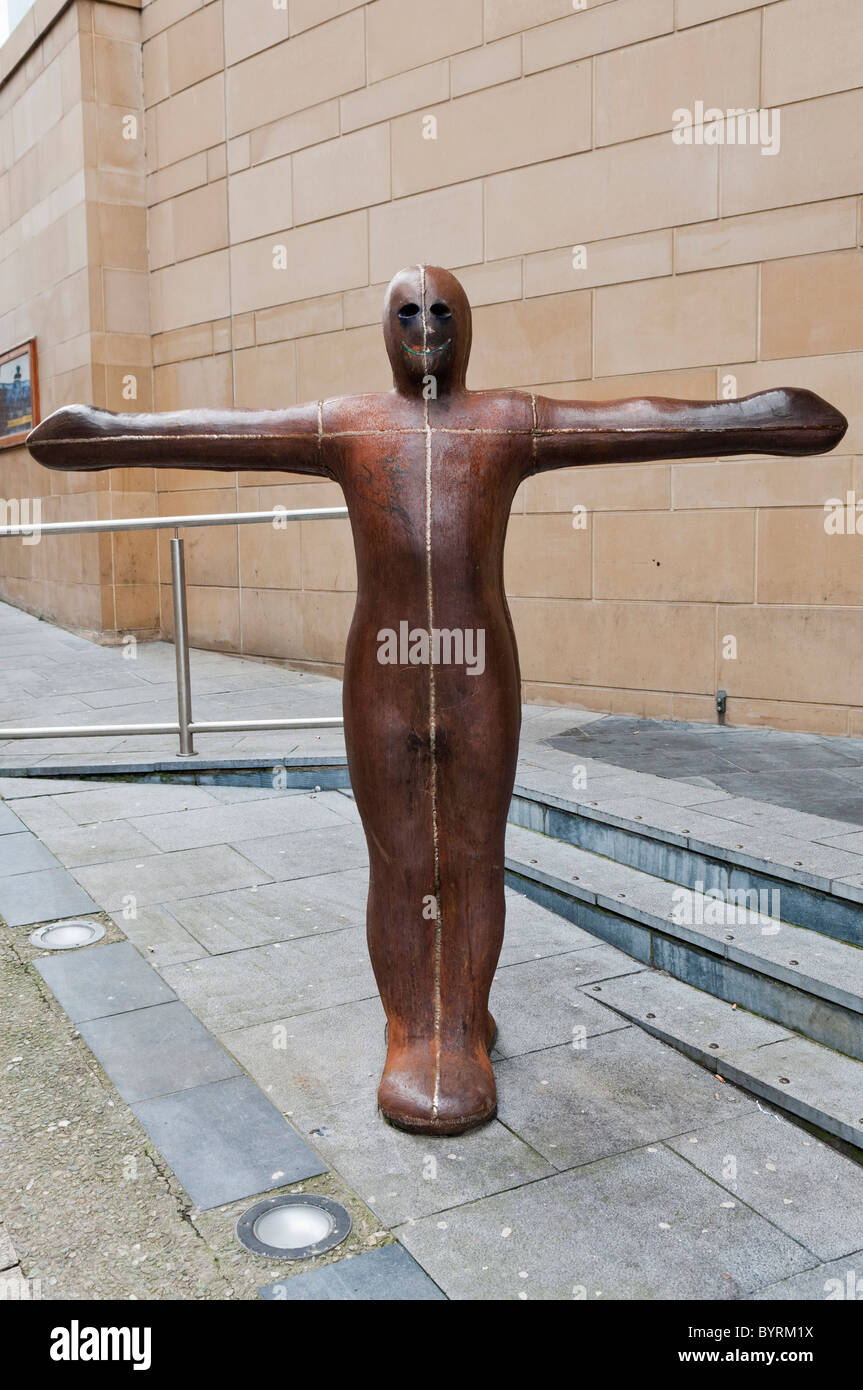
[170,530,196,757]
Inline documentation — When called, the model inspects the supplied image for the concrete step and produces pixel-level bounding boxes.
[593,967,863,1154]
[505,821,863,1066]
[510,780,863,949]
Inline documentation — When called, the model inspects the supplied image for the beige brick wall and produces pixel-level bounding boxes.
[0,0,157,638]
[3,0,863,732]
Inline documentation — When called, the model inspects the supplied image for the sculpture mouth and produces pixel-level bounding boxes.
[401,341,449,358]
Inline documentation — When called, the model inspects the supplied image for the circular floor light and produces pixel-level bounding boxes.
[236,1194,351,1260]
[29,919,106,950]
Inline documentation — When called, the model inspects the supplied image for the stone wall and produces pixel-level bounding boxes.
[2,0,863,730]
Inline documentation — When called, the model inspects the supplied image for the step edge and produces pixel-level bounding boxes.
[512,783,863,906]
[505,851,863,1020]
[595,999,863,1152]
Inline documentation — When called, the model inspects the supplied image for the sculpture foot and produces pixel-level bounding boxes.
[385,1010,497,1053]
[378,1042,497,1136]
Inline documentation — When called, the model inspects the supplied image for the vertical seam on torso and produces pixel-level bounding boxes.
[421,267,443,1120]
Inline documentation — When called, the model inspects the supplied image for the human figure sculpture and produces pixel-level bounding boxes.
[27,265,848,1136]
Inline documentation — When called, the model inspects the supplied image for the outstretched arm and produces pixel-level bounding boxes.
[529,388,847,473]
[26,403,330,477]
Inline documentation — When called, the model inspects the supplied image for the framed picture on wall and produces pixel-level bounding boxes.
[0,339,39,449]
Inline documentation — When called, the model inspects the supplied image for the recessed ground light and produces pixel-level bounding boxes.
[236,1195,351,1261]
[29,919,106,950]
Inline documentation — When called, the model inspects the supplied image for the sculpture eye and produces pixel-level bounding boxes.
[430,302,452,320]
[398,302,421,321]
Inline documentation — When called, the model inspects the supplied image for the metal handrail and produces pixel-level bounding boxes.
[0,505,349,757]
[0,506,348,537]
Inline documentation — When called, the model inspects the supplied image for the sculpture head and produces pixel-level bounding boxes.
[383,265,471,397]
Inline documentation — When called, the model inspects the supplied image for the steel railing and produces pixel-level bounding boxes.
[0,506,349,757]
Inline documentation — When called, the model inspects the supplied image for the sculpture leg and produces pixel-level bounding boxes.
[344,645,519,1136]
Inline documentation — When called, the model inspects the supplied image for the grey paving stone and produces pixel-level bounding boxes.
[165,866,368,954]
[495,1027,754,1169]
[396,1144,813,1300]
[491,953,640,1059]
[0,778,97,798]
[35,940,176,1023]
[131,1074,327,1209]
[721,1036,863,1146]
[259,1244,446,1301]
[0,802,22,834]
[697,796,859,843]
[595,971,793,1056]
[33,819,164,869]
[498,888,598,965]
[0,867,98,927]
[7,796,78,839]
[111,904,207,968]
[160,925,377,1032]
[71,843,270,910]
[302,1090,554,1226]
[747,1252,863,1301]
[666,1109,863,1262]
[78,1000,241,1104]
[224,996,387,1123]
[198,784,294,803]
[237,822,369,881]
[128,793,346,852]
[49,783,220,825]
[0,830,59,878]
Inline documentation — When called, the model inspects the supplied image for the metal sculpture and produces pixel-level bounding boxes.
[27,265,848,1135]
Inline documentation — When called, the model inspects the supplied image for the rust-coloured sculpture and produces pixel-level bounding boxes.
[27,265,848,1136]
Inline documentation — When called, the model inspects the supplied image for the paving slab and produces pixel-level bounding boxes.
[131,1075,327,1210]
[301,1090,555,1227]
[0,803,22,834]
[165,867,368,954]
[497,888,600,965]
[30,819,164,869]
[35,940,177,1023]
[720,1036,863,1147]
[47,783,220,825]
[595,971,794,1056]
[111,904,207,968]
[258,1243,446,1301]
[0,830,59,878]
[747,1252,863,1301]
[0,866,98,927]
[223,996,387,1122]
[666,1109,863,1262]
[128,793,346,852]
[236,822,369,881]
[78,1001,242,1104]
[160,925,378,1032]
[490,953,640,1059]
[494,1027,755,1170]
[396,1144,814,1300]
[71,843,269,910]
